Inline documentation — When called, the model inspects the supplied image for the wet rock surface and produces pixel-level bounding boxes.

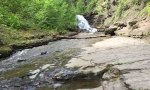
[51,68,79,81]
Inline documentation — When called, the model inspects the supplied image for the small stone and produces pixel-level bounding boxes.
[40,51,47,55]
[128,20,138,26]
[17,59,27,63]
[114,22,127,28]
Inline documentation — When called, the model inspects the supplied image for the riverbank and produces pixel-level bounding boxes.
[0,33,108,90]
[1,33,150,90]
[0,25,79,59]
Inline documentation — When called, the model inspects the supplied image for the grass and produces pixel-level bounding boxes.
[0,63,39,79]
[140,2,150,16]
[95,0,149,24]
[0,25,68,45]
[0,25,69,58]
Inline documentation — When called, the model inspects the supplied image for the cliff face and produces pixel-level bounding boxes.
[95,0,149,23]
[93,0,150,37]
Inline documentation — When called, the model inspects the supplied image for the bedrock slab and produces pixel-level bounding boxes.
[66,37,150,90]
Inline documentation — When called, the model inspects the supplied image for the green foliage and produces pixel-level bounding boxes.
[85,0,98,13]
[141,1,150,16]
[0,0,97,31]
[113,0,144,21]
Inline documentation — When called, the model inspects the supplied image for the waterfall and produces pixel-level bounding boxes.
[76,15,97,33]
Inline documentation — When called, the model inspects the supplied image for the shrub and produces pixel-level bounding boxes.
[0,0,98,31]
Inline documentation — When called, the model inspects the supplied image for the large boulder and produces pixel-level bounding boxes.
[102,68,121,80]
[105,25,118,35]
[115,19,150,38]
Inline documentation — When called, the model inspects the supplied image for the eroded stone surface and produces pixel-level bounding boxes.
[66,36,150,90]
[116,19,150,37]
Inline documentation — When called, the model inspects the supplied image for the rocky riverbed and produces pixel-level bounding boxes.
[0,32,150,90]
[0,32,108,90]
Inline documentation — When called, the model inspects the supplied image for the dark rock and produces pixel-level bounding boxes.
[40,51,47,55]
[83,12,98,25]
[17,59,27,63]
[132,34,143,38]
[105,25,118,36]
[112,0,118,5]
[114,22,127,28]
[128,20,138,26]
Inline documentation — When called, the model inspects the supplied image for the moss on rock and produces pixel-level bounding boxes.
[0,46,13,58]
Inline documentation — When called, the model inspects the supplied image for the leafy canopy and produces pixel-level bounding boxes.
[0,0,97,31]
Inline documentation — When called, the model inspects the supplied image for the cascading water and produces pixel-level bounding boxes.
[76,15,97,33]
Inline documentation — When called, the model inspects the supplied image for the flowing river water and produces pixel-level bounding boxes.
[1,32,150,90]
[0,33,107,90]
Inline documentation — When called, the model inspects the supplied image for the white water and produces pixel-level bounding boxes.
[76,15,97,33]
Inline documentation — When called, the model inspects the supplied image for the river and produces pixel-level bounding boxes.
[1,32,150,90]
[0,32,107,90]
